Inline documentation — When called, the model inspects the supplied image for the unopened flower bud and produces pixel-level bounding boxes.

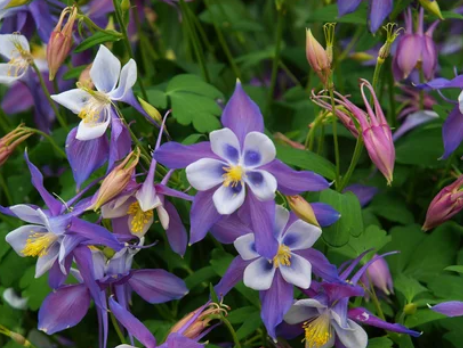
[91,148,140,211]
[5,0,29,9]
[0,124,33,166]
[287,195,320,227]
[121,0,131,12]
[378,23,402,62]
[306,29,331,87]
[363,255,394,295]
[404,303,418,315]
[423,175,463,231]
[78,64,94,90]
[419,0,443,20]
[138,97,163,124]
[47,6,77,81]
[9,331,30,346]
[274,132,305,150]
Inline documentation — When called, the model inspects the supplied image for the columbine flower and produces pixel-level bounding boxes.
[360,255,394,296]
[393,7,438,82]
[214,205,338,338]
[155,81,329,258]
[0,33,33,84]
[338,0,393,33]
[306,29,331,87]
[0,124,33,166]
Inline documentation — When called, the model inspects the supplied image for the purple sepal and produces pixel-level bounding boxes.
[349,307,421,337]
[275,321,304,340]
[69,217,123,251]
[343,184,378,207]
[155,184,194,201]
[25,151,64,216]
[441,106,463,159]
[2,82,33,113]
[38,284,90,335]
[221,81,264,145]
[154,141,217,169]
[416,75,463,91]
[245,191,278,259]
[295,249,338,281]
[430,301,463,317]
[215,256,250,297]
[393,110,438,142]
[128,269,188,304]
[108,114,131,172]
[164,200,188,256]
[48,255,72,289]
[337,0,361,16]
[121,89,160,127]
[369,0,393,33]
[259,271,294,339]
[109,297,157,348]
[160,332,204,348]
[262,159,329,195]
[321,281,364,302]
[189,189,222,245]
[66,127,109,190]
[311,203,341,227]
[210,213,252,244]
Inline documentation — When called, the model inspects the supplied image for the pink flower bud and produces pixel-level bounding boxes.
[286,195,320,227]
[0,124,33,166]
[361,255,394,296]
[306,29,331,87]
[274,132,305,150]
[78,64,94,90]
[423,176,463,231]
[47,6,77,81]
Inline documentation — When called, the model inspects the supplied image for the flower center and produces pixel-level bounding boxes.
[127,202,153,235]
[22,232,57,257]
[273,244,291,268]
[303,312,332,348]
[78,94,110,124]
[7,37,32,77]
[223,165,244,187]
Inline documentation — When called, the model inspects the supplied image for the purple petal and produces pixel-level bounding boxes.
[221,81,264,145]
[215,256,250,297]
[190,188,222,245]
[393,110,439,141]
[108,114,132,172]
[66,127,109,190]
[337,0,362,16]
[311,203,341,227]
[120,89,160,127]
[431,301,463,317]
[2,81,33,113]
[262,159,329,195]
[109,297,157,348]
[348,307,421,337]
[25,151,63,216]
[48,254,72,289]
[441,106,463,159]
[369,0,393,33]
[422,36,437,81]
[210,213,253,244]
[154,141,218,169]
[128,269,188,304]
[295,249,338,281]
[164,200,188,256]
[415,77,463,90]
[259,271,294,339]
[244,191,278,259]
[69,217,123,251]
[155,184,193,201]
[162,332,203,348]
[321,281,364,303]
[342,184,378,207]
[38,284,90,335]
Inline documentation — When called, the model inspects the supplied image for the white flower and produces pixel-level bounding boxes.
[0,33,32,84]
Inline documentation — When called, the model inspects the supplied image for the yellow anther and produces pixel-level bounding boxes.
[22,232,57,257]
[223,165,244,187]
[127,202,153,235]
[303,313,332,348]
[77,95,109,124]
[273,244,292,268]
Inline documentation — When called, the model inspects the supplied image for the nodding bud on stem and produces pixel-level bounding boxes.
[423,175,463,231]
[286,195,320,227]
[138,97,163,124]
[419,0,444,20]
[361,255,394,296]
[0,124,33,167]
[306,29,331,87]
[378,23,402,62]
[90,148,140,211]
[47,6,77,81]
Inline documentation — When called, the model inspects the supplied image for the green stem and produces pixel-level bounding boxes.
[112,0,148,100]
[110,311,127,344]
[339,136,364,191]
[329,87,341,190]
[386,58,397,127]
[0,106,12,133]
[279,61,302,88]
[0,172,13,206]
[369,275,386,321]
[305,111,327,151]
[31,63,68,132]
[24,127,67,159]
[371,59,384,96]
[265,8,284,115]
[221,316,242,348]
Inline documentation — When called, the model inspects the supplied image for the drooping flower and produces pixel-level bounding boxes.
[213,205,338,338]
[155,81,329,258]
[393,7,438,82]
[360,255,394,296]
[0,33,33,84]
[337,0,393,33]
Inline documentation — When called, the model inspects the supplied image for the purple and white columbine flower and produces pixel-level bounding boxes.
[0,33,33,84]
[155,81,329,258]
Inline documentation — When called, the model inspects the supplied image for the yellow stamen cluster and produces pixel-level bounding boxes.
[22,232,56,257]
[7,35,32,77]
[223,165,244,187]
[273,244,292,268]
[128,202,153,235]
[77,95,109,124]
[303,314,332,348]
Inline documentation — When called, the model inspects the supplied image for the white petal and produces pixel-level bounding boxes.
[242,131,276,168]
[274,205,290,241]
[210,128,241,164]
[9,205,42,224]
[35,242,60,278]
[458,91,463,114]
[243,257,276,291]
[76,112,111,141]
[136,186,161,212]
[244,170,276,201]
[5,225,47,256]
[234,233,259,261]
[0,34,30,59]
[284,299,327,324]
[101,195,134,219]
[332,319,368,348]
[2,288,28,310]
[91,45,121,93]
[109,59,137,100]
[186,158,226,191]
[282,220,322,251]
[51,89,92,114]
[0,64,26,84]
[213,183,246,215]
[279,254,312,289]
[156,205,170,230]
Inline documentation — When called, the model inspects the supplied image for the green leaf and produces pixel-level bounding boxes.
[228,306,259,324]
[62,65,87,80]
[146,89,168,109]
[428,274,463,301]
[319,190,364,247]
[444,265,463,274]
[369,194,414,225]
[368,337,393,348]
[394,274,428,303]
[74,31,121,53]
[275,144,336,180]
[209,283,219,304]
[236,312,262,340]
[185,266,216,290]
[405,309,446,328]
[306,4,367,24]
[335,225,391,259]
[20,266,51,311]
